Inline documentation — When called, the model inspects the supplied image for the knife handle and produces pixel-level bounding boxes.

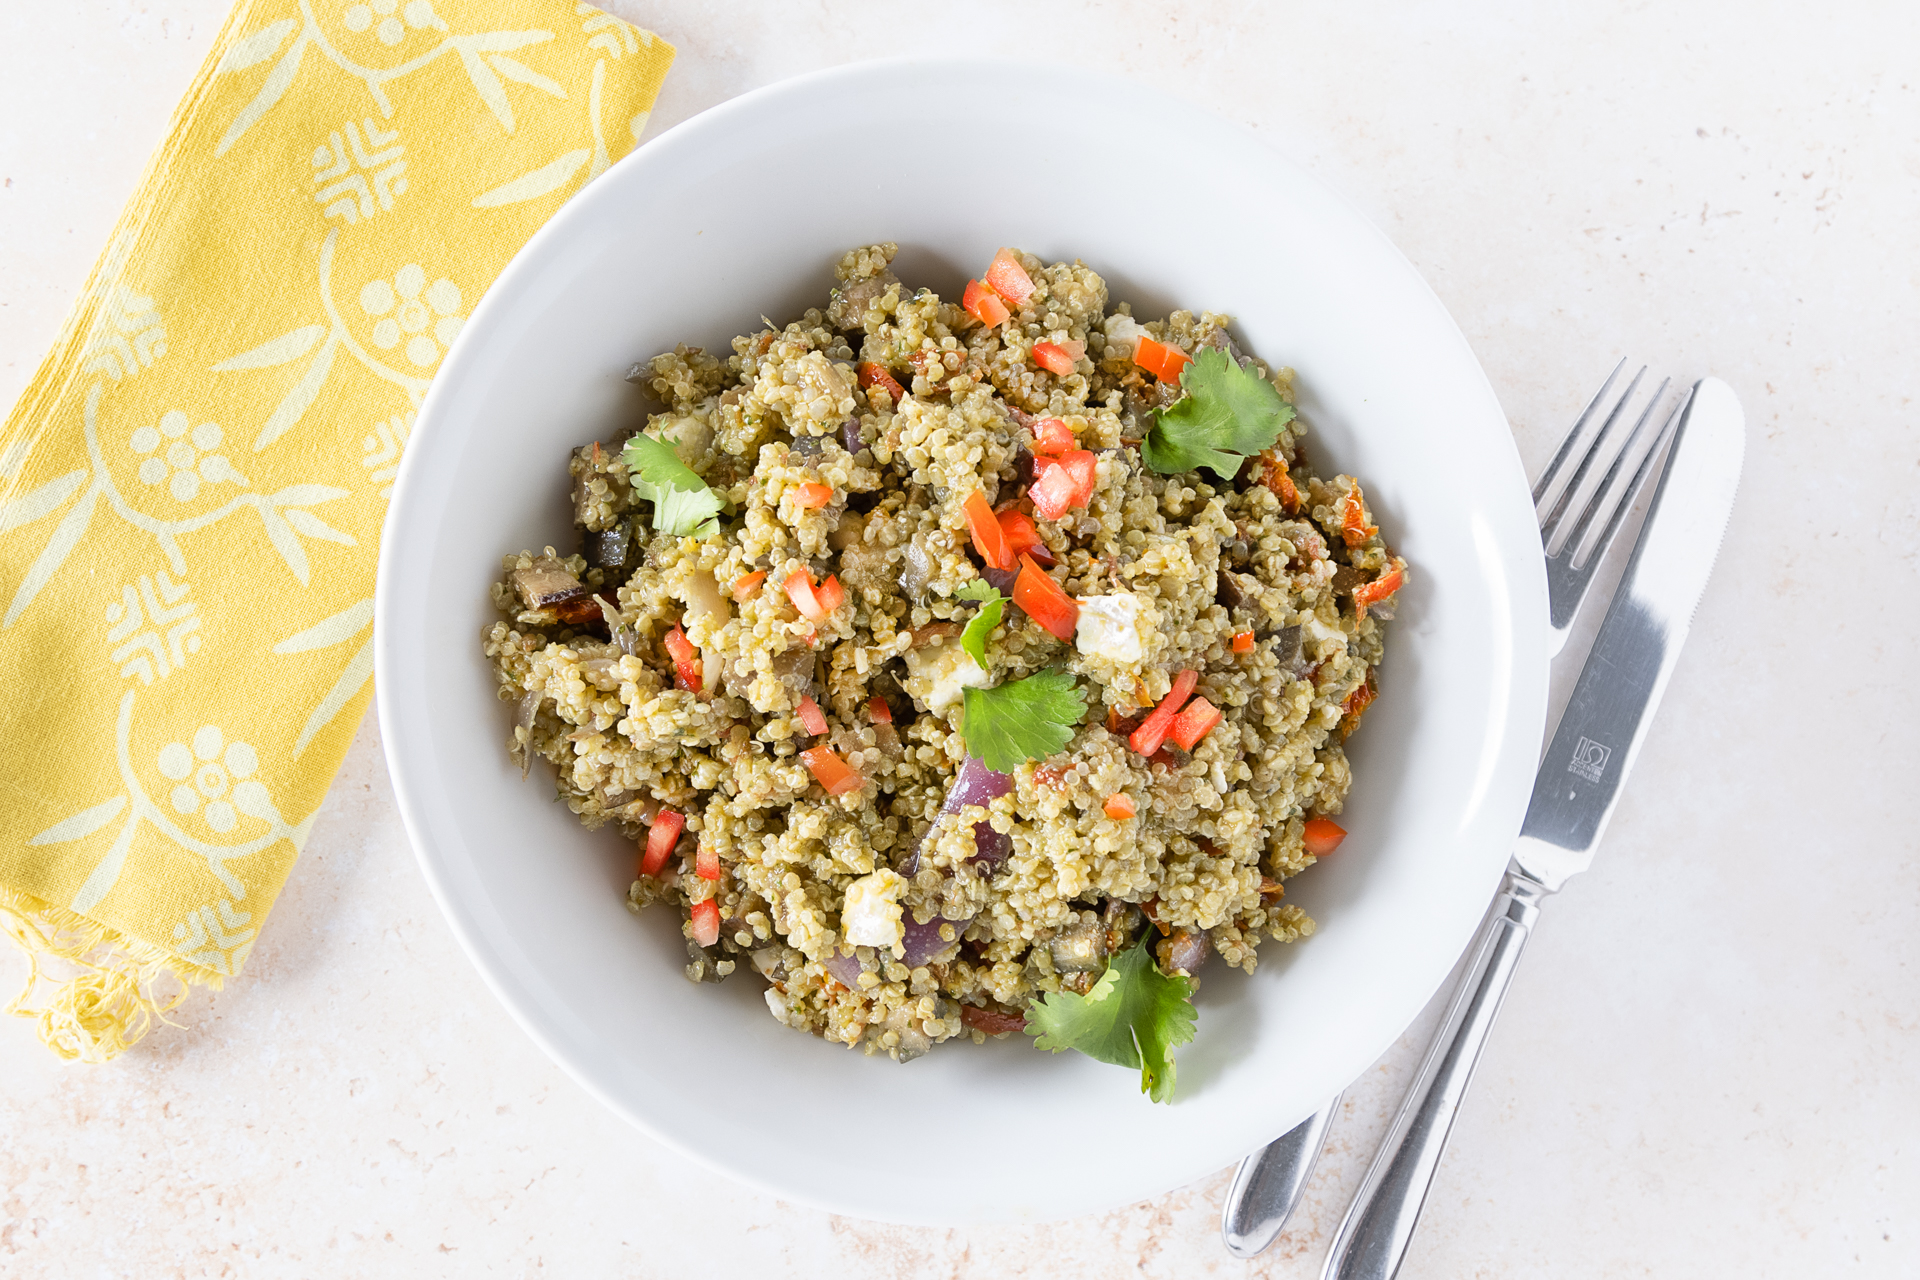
[1321,870,1549,1280]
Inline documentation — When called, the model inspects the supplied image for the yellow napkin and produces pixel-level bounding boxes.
[0,0,672,1061]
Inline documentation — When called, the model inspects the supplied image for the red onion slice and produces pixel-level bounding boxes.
[823,948,865,988]
[948,756,1013,808]
[825,914,976,977]
[901,758,1012,876]
[901,913,975,968]
[968,824,1011,868]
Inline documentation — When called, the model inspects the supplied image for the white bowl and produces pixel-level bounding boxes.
[376,58,1547,1224]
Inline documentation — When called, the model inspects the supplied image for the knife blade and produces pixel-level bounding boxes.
[1320,377,1745,1280]
[1513,375,1745,890]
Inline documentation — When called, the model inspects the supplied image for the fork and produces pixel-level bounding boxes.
[1219,361,1689,1260]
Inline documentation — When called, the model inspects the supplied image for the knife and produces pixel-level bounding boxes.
[1319,377,1745,1280]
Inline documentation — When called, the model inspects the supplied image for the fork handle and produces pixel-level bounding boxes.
[1321,869,1550,1280]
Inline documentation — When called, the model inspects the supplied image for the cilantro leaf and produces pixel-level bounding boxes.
[622,431,723,538]
[959,667,1084,774]
[956,579,1007,670]
[1141,347,1296,480]
[1026,938,1197,1103]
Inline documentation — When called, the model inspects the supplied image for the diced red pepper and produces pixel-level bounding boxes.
[1031,416,1075,454]
[995,507,1046,564]
[784,568,843,622]
[1302,817,1347,856]
[796,695,828,736]
[784,569,819,619]
[1352,561,1405,613]
[664,623,701,692]
[1169,695,1222,751]
[1128,669,1199,757]
[1012,554,1078,642]
[1340,676,1377,738]
[640,809,685,876]
[731,569,767,601]
[1029,459,1080,521]
[963,488,1014,570]
[794,481,833,510]
[1133,336,1192,383]
[801,745,864,797]
[984,248,1035,306]
[1231,630,1255,654]
[1275,471,1300,514]
[867,696,893,724]
[1340,483,1379,546]
[857,361,906,405]
[1256,450,1300,514]
[962,279,1010,328]
[695,844,721,882]
[691,898,721,947]
[959,1003,1027,1036]
[906,348,943,381]
[1029,448,1096,520]
[1029,764,1068,791]
[1103,792,1138,820]
[1058,449,1097,503]
[1031,341,1079,376]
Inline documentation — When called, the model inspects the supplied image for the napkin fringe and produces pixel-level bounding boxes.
[1,886,220,1063]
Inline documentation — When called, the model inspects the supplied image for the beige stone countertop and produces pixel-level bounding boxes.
[4,2,1916,1276]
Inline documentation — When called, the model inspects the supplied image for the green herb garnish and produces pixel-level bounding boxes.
[621,431,723,538]
[955,578,1007,670]
[959,667,1084,774]
[1141,347,1296,481]
[1026,938,1197,1104]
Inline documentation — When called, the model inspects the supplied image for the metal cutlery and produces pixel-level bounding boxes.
[1536,359,1692,655]
[1221,363,1693,1260]
[1318,377,1744,1280]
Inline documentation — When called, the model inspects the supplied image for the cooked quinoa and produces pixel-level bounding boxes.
[483,244,1405,1066]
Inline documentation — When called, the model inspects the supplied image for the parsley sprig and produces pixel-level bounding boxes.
[959,667,1084,774]
[955,578,1006,670]
[1026,938,1198,1103]
[621,431,723,538]
[1141,347,1296,480]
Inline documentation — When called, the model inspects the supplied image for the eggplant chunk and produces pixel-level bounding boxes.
[1048,912,1109,974]
[1101,898,1146,956]
[1158,925,1210,977]
[510,554,599,625]
[1271,624,1304,672]
[684,938,734,984]
[827,270,900,332]
[585,519,636,583]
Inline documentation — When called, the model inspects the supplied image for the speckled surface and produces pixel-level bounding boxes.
[4,3,1917,1276]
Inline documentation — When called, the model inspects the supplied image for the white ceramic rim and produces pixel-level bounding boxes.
[377,56,1548,1224]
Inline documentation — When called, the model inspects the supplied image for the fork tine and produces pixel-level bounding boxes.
[1566,382,1689,572]
[1559,376,1671,566]
[1532,357,1626,506]
[1540,364,1647,552]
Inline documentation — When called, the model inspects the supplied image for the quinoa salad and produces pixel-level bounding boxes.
[483,244,1408,1101]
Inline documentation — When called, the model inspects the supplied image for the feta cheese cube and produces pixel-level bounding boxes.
[1075,593,1145,664]
[903,637,990,712]
[1104,313,1149,359]
[840,869,906,949]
